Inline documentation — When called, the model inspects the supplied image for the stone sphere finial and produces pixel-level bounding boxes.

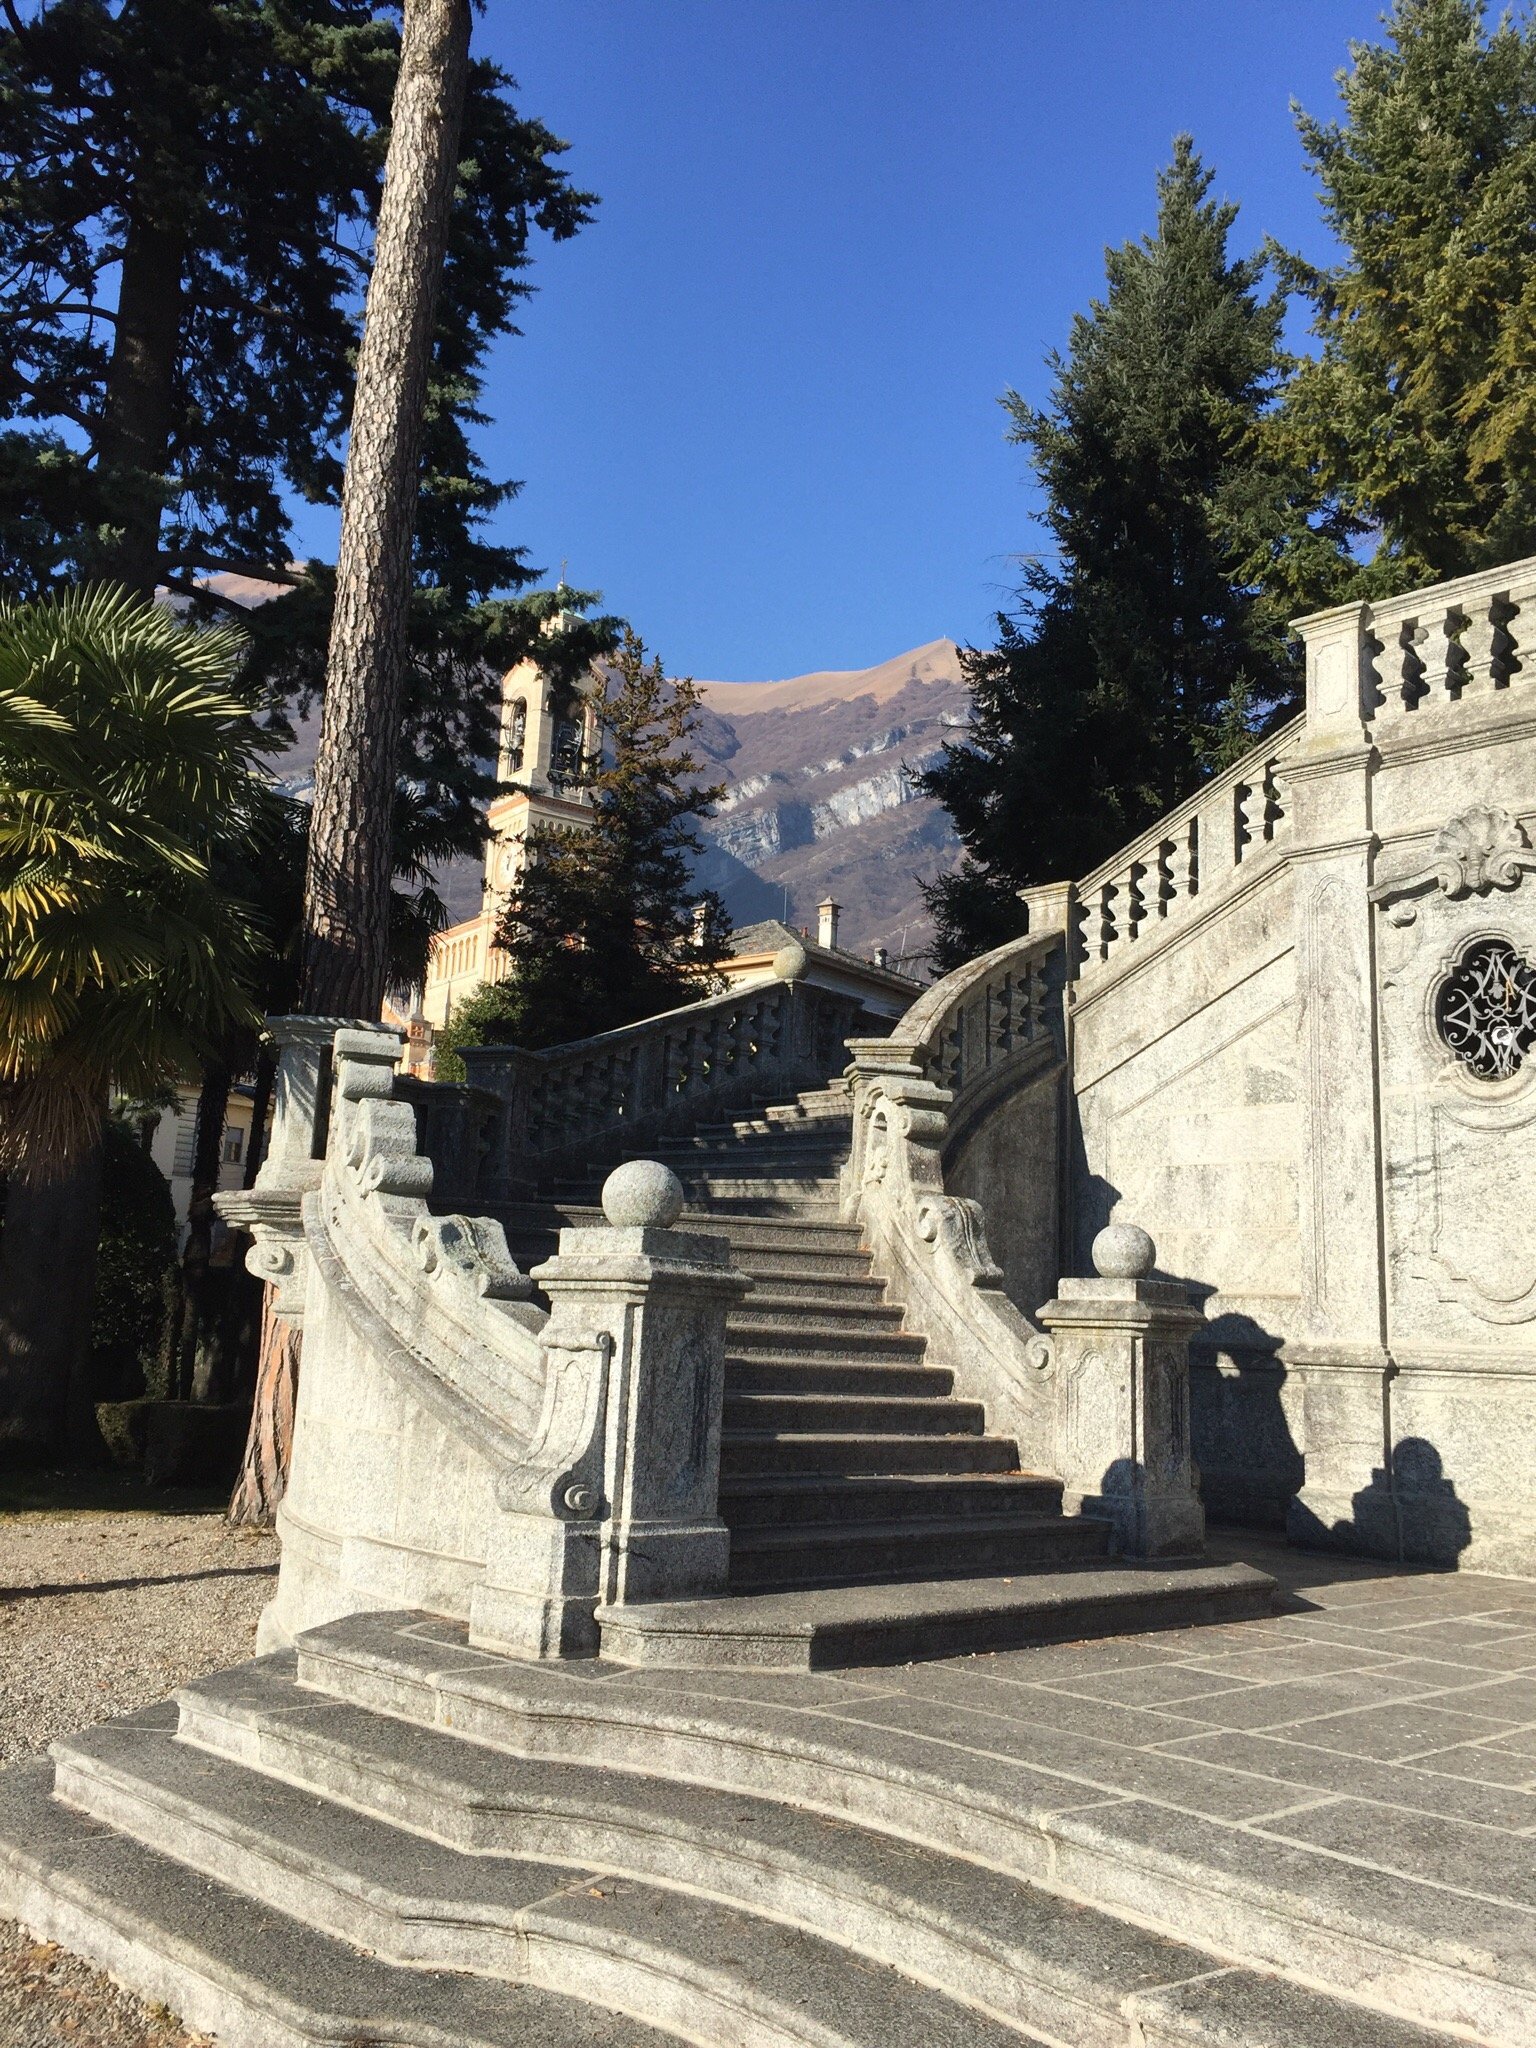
[1092,1220,1156,1279]
[602,1159,684,1230]
[773,940,809,983]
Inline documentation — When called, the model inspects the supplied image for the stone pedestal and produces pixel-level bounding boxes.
[1038,1223,1206,1558]
[533,1161,752,1614]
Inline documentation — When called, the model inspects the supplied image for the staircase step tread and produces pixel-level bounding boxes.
[159,1661,1425,2048]
[728,1511,1106,1549]
[0,1756,672,2048]
[43,1719,1015,2048]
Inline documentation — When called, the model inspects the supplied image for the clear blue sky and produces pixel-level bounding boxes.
[302,1,1388,680]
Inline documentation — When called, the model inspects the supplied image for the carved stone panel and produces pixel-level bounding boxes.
[1375,806,1536,1345]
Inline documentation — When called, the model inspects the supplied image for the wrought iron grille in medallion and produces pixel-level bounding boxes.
[1435,938,1536,1081]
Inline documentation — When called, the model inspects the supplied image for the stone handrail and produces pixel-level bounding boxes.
[226,1021,748,1663]
[1070,715,1306,986]
[461,963,878,1191]
[843,929,1067,1469]
[1354,555,1536,733]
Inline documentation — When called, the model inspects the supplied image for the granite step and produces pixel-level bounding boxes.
[720,1431,1020,1478]
[291,1599,1536,2048]
[727,1510,1111,1591]
[0,1754,676,2048]
[725,1294,909,1333]
[719,1470,1066,1526]
[158,1657,1458,2048]
[44,1709,1021,2048]
[723,1393,985,1436]
[725,1359,952,1398]
[726,1322,927,1363]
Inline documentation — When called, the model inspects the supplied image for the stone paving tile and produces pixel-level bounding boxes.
[1227,1696,1534,1762]
[1268,1797,1536,1907]
[1439,1676,1536,1722]
[1029,1660,1261,1708]
[824,1685,1312,1822]
[1483,1725,1536,1758]
[1405,1743,1536,1790]
[1272,1616,1536,1669]
[924,1636,1187,1682]
[872,1665,1209,1749]
[1154,1726,1536,1830]
[1145,1671,1460,1732]
[1172,1640,1409,1681]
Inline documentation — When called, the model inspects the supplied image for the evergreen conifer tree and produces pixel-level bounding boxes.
[921,139,1330,968]
[443,631,731,1062]
[1275,0,1536,589]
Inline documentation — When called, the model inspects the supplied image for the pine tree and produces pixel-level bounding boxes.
[1276,0,1536,589]
[300,0,472,1016]
[921,139,1330,969]
[0,0,594,890]
[446,631,731,1058]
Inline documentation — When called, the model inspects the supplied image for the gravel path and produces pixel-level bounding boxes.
[0,1495,277,2044]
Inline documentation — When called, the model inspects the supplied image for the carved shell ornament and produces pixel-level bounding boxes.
[1374,804,1536,926]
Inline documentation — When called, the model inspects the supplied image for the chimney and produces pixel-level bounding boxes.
[817,897,841,951]
[690,900,709,949]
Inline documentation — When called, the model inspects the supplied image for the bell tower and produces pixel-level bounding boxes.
[420,613,602,1035]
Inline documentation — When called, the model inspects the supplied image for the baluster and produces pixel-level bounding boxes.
[1459,595,1501,698]
[1093,879,1118,963]
[1419,604,1467,704]
[1125,862,1147,941]
[1501,581,1534,690]
[1166,821,1196,908]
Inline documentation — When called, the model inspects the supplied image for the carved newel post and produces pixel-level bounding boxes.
[1037,1223,1205,1558]
[532,1161,752,1613]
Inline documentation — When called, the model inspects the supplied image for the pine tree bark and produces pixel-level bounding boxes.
[226,1290,301,1528]
[299,0,472,1016]
[95,202,187,597]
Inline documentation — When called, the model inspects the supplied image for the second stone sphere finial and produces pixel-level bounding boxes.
[601,1159,685,1231]
[1091,1220,1156,1280]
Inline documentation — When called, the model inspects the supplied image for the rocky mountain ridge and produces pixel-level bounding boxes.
[689,639,968,970]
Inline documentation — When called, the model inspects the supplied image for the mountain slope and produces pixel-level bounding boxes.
[689,640,968,970]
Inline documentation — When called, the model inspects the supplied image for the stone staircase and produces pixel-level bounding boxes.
[0,1612,1482,2048]
[501,1090,1111,1599]
[479,1085,1271,1669]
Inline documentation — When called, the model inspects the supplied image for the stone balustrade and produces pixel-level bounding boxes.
[236,1022,750,1662]
[460,960,878,1193]
[1071,718,1304,985]
[1297,556,1536,749]
[843,926,1069,1473]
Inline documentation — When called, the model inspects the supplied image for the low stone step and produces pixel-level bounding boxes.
[725,1294,908,1334]
[720,1430,1020,1478]
[723,1393,986,1437]
[720,1470,1063,1526]
[0,1753,676,2048]
[295,1598,1536,2048]
[725,1358,955,1398]
[486,1200,870,1258]
[728,1322,927,1363]
[727,1510,1111,1592]
[722,1271,889,1308]
[46,1713,1018,2048]
[165,1658,1446,2048]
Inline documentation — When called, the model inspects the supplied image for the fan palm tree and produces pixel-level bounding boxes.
[0,585,273,1178]
[0,585,278,1462]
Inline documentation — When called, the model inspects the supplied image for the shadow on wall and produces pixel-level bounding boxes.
[1289,1437,1473,1568]
[1065,1126,1473,1567]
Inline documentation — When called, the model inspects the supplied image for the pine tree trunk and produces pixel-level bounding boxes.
[96,202,186,597]
[226,1291,300,1528]
[299,0,472,1017]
